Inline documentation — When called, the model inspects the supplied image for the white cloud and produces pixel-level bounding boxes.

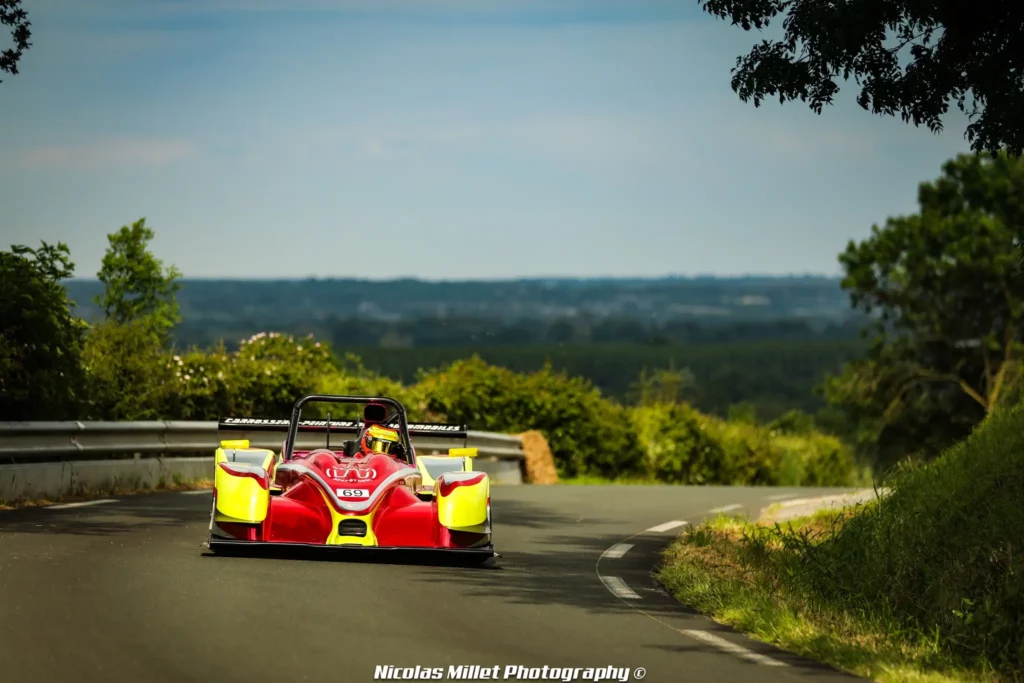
[17,138,197,170]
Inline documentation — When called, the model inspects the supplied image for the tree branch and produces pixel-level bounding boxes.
[982,342,992,399]
[914,367,989,411]
[990,278,1021,408]
[989,318,1017,408]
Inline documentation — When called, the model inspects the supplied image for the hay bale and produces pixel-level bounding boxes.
[518,430,559,484]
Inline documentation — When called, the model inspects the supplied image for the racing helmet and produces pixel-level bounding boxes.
[362,424,399,455]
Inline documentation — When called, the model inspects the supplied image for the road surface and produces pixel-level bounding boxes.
[0,485,864,683]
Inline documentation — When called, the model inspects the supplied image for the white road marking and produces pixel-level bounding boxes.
[681,629,789,667]
[601,543,634,559]
[766,493,800,501]
[709,504,743,513]
[600,576,641,600]
[180,490,212,495]
[595,521,790,670]
[46,499,117,510]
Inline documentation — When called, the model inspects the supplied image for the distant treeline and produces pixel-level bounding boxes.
[63,275,855,325]
[170,314,868,351]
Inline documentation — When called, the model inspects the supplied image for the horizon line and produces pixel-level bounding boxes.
[63,273,845,284]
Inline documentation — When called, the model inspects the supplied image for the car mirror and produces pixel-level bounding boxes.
[343,440,359,457]
[448,447,478,457]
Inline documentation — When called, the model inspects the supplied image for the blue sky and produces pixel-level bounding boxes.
[1,0,971,279]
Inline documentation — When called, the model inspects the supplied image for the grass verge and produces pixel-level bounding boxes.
[657,511,993,682]
[656,402,1024,683]
[0,476,213,510]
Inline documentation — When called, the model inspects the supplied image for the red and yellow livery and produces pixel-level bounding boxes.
[208,394,495,563]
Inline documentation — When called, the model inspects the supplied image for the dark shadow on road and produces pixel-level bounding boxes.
[0,492,209,537]
[397,496,687,617]
[200,544,500,568]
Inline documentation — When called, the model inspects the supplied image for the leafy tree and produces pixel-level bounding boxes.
[95,218,182,341]
[699,0,1024,155]
[825,151,1024,467]
[80,320,176,420]
[1,0,31,84]
[0,242,86,419]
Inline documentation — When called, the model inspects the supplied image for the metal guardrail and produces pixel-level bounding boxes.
[0,421,526,462]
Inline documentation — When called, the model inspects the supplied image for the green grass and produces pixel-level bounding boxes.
[656,402,1024,682]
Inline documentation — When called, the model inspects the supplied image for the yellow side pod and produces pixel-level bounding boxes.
[214,444,273,524]
[436,474,489,531]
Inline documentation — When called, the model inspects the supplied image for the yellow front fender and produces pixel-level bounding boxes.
[214,445,272,523]
[436,472,489,530]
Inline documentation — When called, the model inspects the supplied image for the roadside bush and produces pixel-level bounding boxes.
[165,347,234,419]
[81,319,176,420]
[167,333,343,419]
[630,403,728,484]
[695,416,781,484]
[223,333,325,418]
[794,403,1024,675]
[414,356,642,478]
[693,412,861,486]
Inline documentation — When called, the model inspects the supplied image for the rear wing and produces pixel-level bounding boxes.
[218,417,468,440]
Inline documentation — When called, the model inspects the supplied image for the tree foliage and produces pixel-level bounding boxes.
[699,0,1024,155]
[81,320,178,420]
[95,218,182,341]
[0,241,86,419]
[826,152,1024,467]
[0,0,30,84]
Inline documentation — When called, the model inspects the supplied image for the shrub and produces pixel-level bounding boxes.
[81,319,176,420]
[630,403,728,484]
[165,347,234,419]
[692,412,861,486]
[413,356,642,478]
[224,333,324,418]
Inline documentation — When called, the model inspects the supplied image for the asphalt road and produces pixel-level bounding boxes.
[0,485,866,683]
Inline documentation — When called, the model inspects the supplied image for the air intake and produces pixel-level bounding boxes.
[338,519,367,537]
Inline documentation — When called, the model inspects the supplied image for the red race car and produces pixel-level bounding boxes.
[208,394,495,564]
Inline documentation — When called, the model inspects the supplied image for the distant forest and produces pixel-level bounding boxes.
[64,275,856,325]
[62,276,869,420]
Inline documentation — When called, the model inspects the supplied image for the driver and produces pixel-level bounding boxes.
[361,424,400,456]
